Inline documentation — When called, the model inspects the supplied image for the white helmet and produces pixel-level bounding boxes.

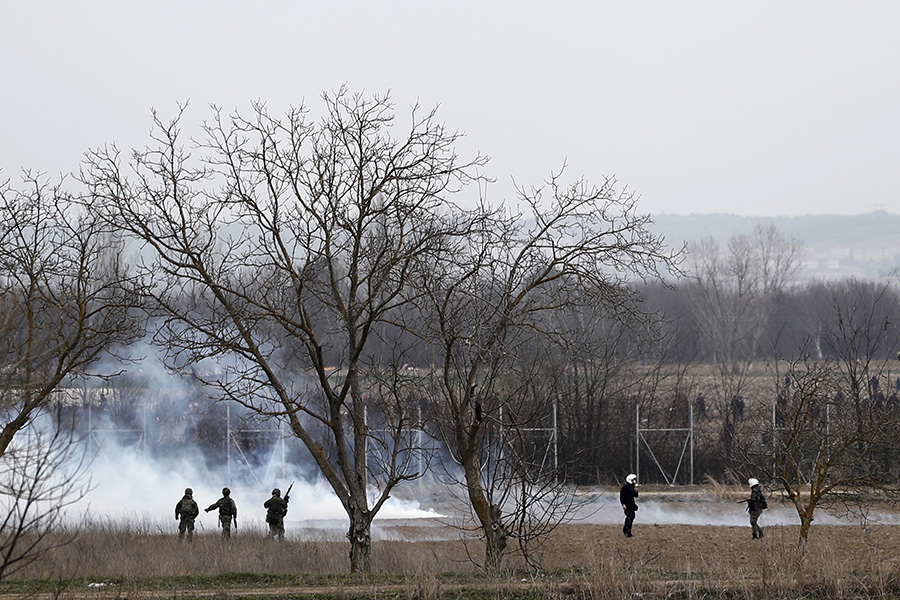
[626,474,638,484]
[748,478,759,487]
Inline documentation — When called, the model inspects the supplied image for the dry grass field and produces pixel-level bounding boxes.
[9,506,900,600]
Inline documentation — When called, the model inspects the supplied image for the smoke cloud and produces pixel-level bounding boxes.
[48,344,443,537]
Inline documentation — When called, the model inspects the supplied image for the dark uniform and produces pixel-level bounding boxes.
[620,475,639,538]
[264,488,289,540]
[205,487,237,539]
[175,488,199,542]
[747,480,767,539]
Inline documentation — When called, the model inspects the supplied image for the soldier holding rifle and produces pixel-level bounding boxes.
[264,483,292,540]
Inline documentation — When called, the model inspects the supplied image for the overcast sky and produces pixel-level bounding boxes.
[2,2,898,217]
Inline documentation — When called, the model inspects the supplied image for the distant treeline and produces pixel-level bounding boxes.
[47,275,900,487]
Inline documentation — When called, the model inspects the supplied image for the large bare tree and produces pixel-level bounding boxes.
[411,171,680,568]
[82,90,486,572]
[0,173,139,580]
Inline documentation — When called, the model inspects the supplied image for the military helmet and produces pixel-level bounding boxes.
[748,478,760,487]
[272,488,281,496]
[222,487,231,496]
[185,487,193,496]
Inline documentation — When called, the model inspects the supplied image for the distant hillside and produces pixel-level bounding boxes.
[649,211,900,281]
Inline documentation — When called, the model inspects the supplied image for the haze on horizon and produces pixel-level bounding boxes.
[2,2,898,218]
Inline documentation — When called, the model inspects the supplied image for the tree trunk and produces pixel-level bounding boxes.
[347,507,372,573]
[462,456,508,570]
[797,508,814,559]
[486,503,509,570]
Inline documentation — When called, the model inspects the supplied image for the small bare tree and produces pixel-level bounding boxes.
[0,412,90,581]
[687,223,801,375]
[82,90,486,573]
[735,277,900,557]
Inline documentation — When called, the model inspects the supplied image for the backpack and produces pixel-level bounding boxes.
[748,488,767,512]
[223,498,237,516]
[177,498,197,518]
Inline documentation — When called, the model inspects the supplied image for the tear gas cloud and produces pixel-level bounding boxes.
[78,438,440,533]
[50,344,443,535]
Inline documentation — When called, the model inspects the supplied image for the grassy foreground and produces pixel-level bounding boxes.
[6,519,900,600]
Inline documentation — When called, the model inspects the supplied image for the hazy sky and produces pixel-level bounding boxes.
[2,2,898,217]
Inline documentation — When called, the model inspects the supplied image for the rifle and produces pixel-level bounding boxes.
[284,482,294,503]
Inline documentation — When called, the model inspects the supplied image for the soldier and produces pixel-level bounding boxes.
[620,473,639,538]
[175,487,199,542]
[746,478,768,539]
[264,486,290,540]
[205,487,238,539]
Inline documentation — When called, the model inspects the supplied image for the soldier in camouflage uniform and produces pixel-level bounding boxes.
[264,488,289,540]
[175,487,200,542]
[205,487,237,539]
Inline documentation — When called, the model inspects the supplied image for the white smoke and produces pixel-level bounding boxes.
[577,494,900,527]
[77,440,440,533]
[52,344,443,534]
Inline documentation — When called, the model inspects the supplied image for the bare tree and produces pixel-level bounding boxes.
[411,170,680,569]
[553,304,641,484]
[82,90,487,573]
[0,173,142,456]
[0,173,136,581]
[686,223,802,456]
[687,224,802,369]
[548,291,693,486]
[0,411,90,581]
[735,277,900,557]
[428,343,582,572]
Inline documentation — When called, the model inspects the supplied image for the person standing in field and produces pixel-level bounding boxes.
[264,487,290,540]
[205,487,237,539]
[175,487,199,542]
[620,473,639,538]
[746,478,767,539]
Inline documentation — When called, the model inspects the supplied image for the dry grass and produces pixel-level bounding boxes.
[8,520,900,599]
[19,528,474,581]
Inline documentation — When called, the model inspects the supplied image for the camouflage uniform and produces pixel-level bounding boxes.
[205,487,237,539]
[175,488,200,542]
[264,488,289,540]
